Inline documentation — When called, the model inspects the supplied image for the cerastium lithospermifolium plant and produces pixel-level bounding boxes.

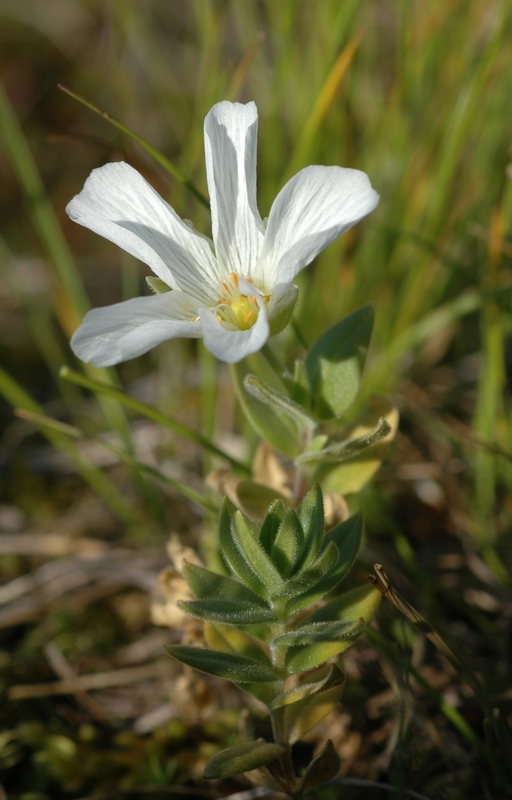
[66,99,396,797]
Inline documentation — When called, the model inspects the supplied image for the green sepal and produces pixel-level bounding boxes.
[146,276,172,293]
[270,541,339,607]
[178,597,278,625]
[296,416,392,466]
[284,620,365,674]
[301,739,341,790]
[273,618,366,647]
[203,740,286,780]
[271,664,345,743]
[219,500,268,598]
[306,584,382,626]
[242,374,317,457]
[270,508,304,579]
[232,510,285,595]
[305,304,374,420]
[295,484,325,571]
[259,499,287,554]
[182,562,271,608]
[165,645,278,683]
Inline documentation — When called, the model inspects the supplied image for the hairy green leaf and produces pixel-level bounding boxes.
[166,645,278,683]
[302,739,341,789]
[305,305,374,420]
[270,508,304,578]
[306,584,382,625]
[182,562,269,607]
[219,500,268,597]
[273,618,365,647]
[232,510,284,594]
[296,483,325,570]
[203,740,285,780]
[179,597,278,625]
[258,499,287,554]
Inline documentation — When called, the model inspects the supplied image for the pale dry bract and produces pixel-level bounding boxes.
[68,101,379,366]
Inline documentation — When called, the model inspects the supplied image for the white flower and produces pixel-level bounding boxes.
[68,101,379,366]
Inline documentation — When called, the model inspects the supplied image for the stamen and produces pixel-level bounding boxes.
[229,272,239,288]
[244,310,254,324]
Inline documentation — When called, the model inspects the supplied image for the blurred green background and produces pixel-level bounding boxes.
[1,1,512,798]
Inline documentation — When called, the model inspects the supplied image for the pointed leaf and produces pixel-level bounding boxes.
[259,499,287,554]
[146,276,172,293]
[270,508,304,578]
[302,740,341,789]
[274,618,366,647]
[203,741,285,780]
[306,585,381,625]
[232,510,284,594]
[270,664,346,743]
[270,541,339,606]
[322,510,363,581]
[296,416,392,466]
[166,645,278,683]
[243,374,316,457]
[285,626,364,674]
[305,305,374,420]
[315,398,399,494]
[179,597,278,625]
[296,484,325,571]
[183,562,271,608]
[204,622,272,666]
[219,499,268,597]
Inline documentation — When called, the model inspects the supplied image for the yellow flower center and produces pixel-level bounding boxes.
[216,273,269,331]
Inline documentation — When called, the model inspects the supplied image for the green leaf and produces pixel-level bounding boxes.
[166,645,278,683]
[182,562,269,607]
[271,664,345,742]
[219,500,268,597]
[203,740,285,780]
[232,511,285,594]
[270,541,339,608]
[243,375,317,457]
[322,510,363,581]
[204,622,272,665]
[259,499,287,554]
[296,484,325,570]
[306,584,382,626]
[270,508,304,578]
[302,740,341,790]
[179,597,278,625]
[230,358,316,458]
[305,305,374,420]
[314,398,399,495]
[273,618,366,647]
[296,416,392,466]
[285,624,364,673]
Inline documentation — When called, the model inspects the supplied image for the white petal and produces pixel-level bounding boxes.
[204,101,264,278]
[70,291,202,367]
[67,162,219,304]
[258,166,379,286]
[199,287,270,363]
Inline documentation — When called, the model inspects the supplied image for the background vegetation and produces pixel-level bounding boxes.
[1,1,511,798]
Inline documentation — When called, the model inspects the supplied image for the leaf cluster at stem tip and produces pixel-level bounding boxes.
[166,484,382,789]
